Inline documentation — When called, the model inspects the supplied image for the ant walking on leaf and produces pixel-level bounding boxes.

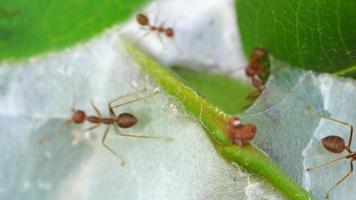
[306,107,355,199]
[136,13,174,40]
[38,84,172,166]
[136,12,181,52]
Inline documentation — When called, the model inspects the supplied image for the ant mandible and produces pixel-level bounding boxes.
[39,87,172,166]
[227,116,257,146]
[306,107,355,199]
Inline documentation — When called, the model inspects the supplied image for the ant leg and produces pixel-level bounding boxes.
[110,89,159,111]
[306,153,352,172]
[171,37,183,54]
[268,63,283,75]
[113,126,172,141]
[157,32,165,48]
[137,28,151,44]
[108,88,148,108]
[90,100,102,117]
[155,22,166,47]
[246,89,262,100]
[307,107,354,148]
[108,88,149,116]
[83,124,100,132]
[101,126,126,166]
[72,124,100,144]
[325,160,353,199]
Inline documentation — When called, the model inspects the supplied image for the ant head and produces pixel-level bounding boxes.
[136,13,149,26]
[117,113,138,128]
[321,135,345,153]
[165,28,174,37]
[71,109,86,124]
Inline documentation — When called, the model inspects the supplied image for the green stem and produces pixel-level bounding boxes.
[123,39,314,200]
[220,145,312,200]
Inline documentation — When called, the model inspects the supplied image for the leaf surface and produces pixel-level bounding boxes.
[0,0,147,61]
[236,0,356,77]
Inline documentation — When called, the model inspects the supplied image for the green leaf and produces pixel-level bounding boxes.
[172,66,254,114]
[0,0,147,61]
[236,0,356,76]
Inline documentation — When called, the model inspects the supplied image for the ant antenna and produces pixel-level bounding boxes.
[65,76,77,111]
[37,76,76,144]
[37,120,72,144]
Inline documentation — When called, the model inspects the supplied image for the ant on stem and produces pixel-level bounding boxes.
[226,116,257,146]
[39,86,172,166]
[306,107,355,199]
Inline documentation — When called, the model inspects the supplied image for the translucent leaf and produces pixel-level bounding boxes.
[243,60,356,200]
[0,28,284,199]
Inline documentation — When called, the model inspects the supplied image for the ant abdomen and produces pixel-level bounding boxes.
[165,28,174,37]
[136,13,149,26]
[322,135,346,153]
[117,113,138,128]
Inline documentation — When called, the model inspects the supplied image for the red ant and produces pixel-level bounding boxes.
[136,13,174,40]
[245,48,270,99]
[226,116,257,146]
[136,12,181,52]
[306,107,355,199]
[39,88,172,166]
